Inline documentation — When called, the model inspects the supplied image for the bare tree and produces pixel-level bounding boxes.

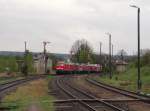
[70,39,94,63]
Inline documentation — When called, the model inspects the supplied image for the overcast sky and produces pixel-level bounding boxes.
[0,0,150,55]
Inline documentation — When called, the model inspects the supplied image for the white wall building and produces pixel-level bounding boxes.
[34,54,53,74]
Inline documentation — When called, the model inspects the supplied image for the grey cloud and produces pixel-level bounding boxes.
[0,0,150,54]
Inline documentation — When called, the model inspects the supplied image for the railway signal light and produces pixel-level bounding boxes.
[43,41,51,74]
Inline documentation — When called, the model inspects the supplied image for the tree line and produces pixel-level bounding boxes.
[70,39,150,71]
[0,39,149,74]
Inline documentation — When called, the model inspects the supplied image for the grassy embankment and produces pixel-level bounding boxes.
[1,76,55,111]
[95,66,150,94]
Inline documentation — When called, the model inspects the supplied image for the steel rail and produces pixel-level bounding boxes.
[56,78,98,111]
[0,75,46,86]
[0,75,46,110]
[54,98,140,103]
[64,78,125,111]
[0,75,46,93]
[57,77,125,111]
[86,78,150,103]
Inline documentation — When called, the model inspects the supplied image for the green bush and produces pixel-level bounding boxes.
[141,51,150,67]
[0,56,18,72]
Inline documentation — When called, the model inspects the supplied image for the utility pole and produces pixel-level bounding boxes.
[99,42,102,64]
[24,41,28,76]
[43,41,50,74]
[99,42,102,56]
[130,5,142,92]
[25,41,27,51]
[106,33,112,79]
[112,44,113,60]
[77,41,80,63]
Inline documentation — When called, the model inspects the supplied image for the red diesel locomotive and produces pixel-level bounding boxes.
[55,62,102,74]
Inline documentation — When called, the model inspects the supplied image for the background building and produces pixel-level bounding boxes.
[34,54,53,74]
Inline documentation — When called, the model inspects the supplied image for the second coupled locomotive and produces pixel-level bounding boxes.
[55,62,102,74]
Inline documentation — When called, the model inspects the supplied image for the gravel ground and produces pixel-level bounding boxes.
[26,104,43,111]
[49,76,91,111]
[70,75,150,111]
[50,75,119,111]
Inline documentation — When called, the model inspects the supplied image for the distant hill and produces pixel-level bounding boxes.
[52,53,69,60]
[0,51,69,60]
[0,51,25,56]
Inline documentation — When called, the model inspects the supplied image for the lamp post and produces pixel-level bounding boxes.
[106,33,112,79]
[130,5,142,92]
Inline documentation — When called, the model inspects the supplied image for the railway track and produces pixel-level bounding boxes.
[0,75,46,95]
[56,77,126,111]
[86,78,150,103]
[0,75,47,110]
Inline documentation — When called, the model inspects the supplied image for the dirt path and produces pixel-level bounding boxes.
[27,104,43,111]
